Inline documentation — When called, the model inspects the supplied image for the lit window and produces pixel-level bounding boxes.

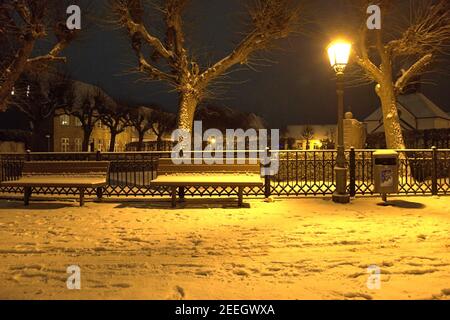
[60,115,70,126]
[61,138,70,152]
[74,138,82,152]
[96,121,103,129]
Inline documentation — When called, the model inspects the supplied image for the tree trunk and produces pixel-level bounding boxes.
[177,92,198,132]
[156,135,163,151]
[137,132,145,151]
[109,130,117,152]
[82,128,93,152]
[376,83,406,149]
[30,120,48,152]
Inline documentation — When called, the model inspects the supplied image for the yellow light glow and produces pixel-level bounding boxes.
[327,40,352,73]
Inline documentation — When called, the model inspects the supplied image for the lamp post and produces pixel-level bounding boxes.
[327,40,352,204]
[45,134,51,152]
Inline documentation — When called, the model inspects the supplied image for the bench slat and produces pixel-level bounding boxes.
[158,164,260,174]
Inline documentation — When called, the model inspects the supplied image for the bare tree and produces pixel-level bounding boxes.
[11,70,71,151]
[301,125,314,150]
[0,0,80,111]
[65,84,108,151]
[99,103,131,152]
[129,106,155,151]
[352,0,450,149]
[149,109,176,150]
[110,0,303,132]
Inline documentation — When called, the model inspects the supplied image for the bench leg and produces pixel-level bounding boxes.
[96,187,103,200]
[171,187,177,208]
[237,186,243,207]
[79,188,85,207]
[179,186,185,202]
[24,187,32,206]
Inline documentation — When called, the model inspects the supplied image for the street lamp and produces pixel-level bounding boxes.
[327,40,352,204]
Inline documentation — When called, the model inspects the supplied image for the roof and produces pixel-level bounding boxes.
[397,93,449,119]
[365,93,450,122]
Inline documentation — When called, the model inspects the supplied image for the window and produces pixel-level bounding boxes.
[96,121,103,129]
[74,138,82,152]
[61,138,70,152]
[60,115,70,126]
[74,117,82,127]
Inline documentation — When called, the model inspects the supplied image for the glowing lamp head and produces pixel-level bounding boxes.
[327,40,352,74]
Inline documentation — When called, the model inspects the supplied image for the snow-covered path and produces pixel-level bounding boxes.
[0,196,448,300]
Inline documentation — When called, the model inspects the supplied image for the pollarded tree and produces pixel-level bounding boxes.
[149,109,176,150]
[65,83,110,151]
[352,0,450,149]
[0,0,80,111]
[111,0,303,132]
[99,103,131,152]
[129,106,155,151]
[11,70,72,151]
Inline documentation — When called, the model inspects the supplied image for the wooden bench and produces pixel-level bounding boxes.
[0,161,110,206]
[151,158,264,208]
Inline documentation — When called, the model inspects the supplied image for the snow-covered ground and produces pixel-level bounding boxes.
[0,196,448,300]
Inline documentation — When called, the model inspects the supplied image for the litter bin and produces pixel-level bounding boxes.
[373,150,399,201]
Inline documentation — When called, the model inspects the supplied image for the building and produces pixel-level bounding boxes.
[364,92,450,134]
[52,113,136,152]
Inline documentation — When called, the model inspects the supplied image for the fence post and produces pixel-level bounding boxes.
[431,146,438,196]
[96,151,103,199]
[264,147,272,199]
[349,147,356,197]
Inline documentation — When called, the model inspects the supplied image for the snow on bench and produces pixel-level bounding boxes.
[1,161,110,206]
[151,158,264,208]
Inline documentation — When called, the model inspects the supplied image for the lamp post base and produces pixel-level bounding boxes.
[333,166,350,204]
[332,192,351,204]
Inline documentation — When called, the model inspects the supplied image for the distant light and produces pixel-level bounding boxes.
[26,85,30,97]
[11,87,15,96]
[208,137,217,145]
[327,40,352,74]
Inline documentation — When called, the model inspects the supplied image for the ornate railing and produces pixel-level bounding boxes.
[0,149,449,198]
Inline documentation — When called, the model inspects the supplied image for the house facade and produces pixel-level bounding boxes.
[52,113,136,152]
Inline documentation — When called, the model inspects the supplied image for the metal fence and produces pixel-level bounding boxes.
[0,149,449,198]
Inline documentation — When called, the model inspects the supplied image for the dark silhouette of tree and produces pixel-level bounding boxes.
[10,71,72,151]
[0,0,80,111]
[149,109,176,150]
[99,103,131,152]
[301,126,314,150]
[129,106,155,151]
[65,85,109,151]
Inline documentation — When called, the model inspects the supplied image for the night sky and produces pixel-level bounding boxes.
[47,0,450,129]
